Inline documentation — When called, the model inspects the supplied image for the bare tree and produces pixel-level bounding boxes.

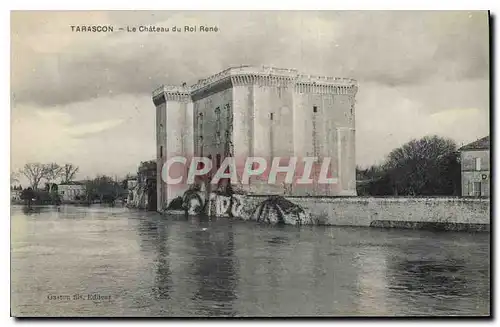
[60,163,79,184]
[19,163,48,190]
[10,172,19,185]
[44,163,63,191]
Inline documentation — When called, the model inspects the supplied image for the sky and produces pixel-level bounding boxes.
[10,10,490,184]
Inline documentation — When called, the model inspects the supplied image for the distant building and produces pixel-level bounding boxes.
[58,181,86,202]
[127,178,138,190]
[152,65,358,210]
[11,189,22,202]
[127,161,157,210]
[458,136,490,197]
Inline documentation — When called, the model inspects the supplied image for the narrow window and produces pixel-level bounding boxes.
[216,131,221,146]
[473,181,482,197]
[313,106,318,113]
[270,113,274,120]
[198,113,204,138]
[475,157,481,171]
[160,146,163,158]
[199,136,204,156]
[216,154,221,169]
[215,107,221,132]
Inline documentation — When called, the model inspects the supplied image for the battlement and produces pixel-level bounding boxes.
[296,74,357,86]
[152,65,358,101]
[152,85,191,98]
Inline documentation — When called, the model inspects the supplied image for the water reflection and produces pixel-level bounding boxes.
[385,234,490,315]
[267,236,289,245]
[134,215,174,304]
[393,259,468,296]
[136,216,161,251]
[21,206,40,215]
[153,220,173,301]
[188,218,238,316]
[353,249,390,316]
[10,206,490,317]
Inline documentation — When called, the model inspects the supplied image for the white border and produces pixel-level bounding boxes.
[2,2,497,326]
[3,0,499,10]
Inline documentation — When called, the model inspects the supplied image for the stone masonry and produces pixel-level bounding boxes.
[152,65,358,211]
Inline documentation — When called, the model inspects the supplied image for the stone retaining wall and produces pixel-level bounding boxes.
[199,194,490,231]
[280,196,490,227]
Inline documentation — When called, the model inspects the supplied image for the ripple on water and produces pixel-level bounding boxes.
[10,205,491,317]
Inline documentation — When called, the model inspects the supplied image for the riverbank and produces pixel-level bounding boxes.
[167,194,490,232]
[276,196,490,232]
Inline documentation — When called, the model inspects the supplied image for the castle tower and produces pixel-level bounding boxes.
[153,66,358,211]
[291,77,358,196]
[152,85,194,211]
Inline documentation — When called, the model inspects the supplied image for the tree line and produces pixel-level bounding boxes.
[12,163,128,206]
[14,163,79,191]
[356,135,461,196]
[82,175,127,204]
[14,136,460,205]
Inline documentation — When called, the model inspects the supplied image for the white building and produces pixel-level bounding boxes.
[458,136,490,197]
[58,182,86,202]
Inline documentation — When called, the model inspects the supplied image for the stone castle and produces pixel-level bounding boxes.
[152,65,358,211]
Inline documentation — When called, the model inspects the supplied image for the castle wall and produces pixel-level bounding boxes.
[153,88,193,210]
[193,87,233,163]
[184,102,194,160]
[155,101,166,211]
[247,82,295,195]
[153,66,359,210]
[293,92,328,196]
[166,100,191,206]
[334,91,356,196]
[253,84,295,159]
[202,194,490,231]
[232,85,253,163]
[290,87,356,196]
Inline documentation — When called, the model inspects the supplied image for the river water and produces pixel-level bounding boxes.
[11,205,490,317]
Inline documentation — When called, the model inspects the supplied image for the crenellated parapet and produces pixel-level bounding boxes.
[295,74,358,95]
[152,85,191,105]
[190,65,298,97]
[230,74,296,87]
[152,65,359,105]
[294,83,358,95]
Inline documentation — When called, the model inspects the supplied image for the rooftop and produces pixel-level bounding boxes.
[458,136,490,151]
[59,181,85,186]
[153,65,358,97]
